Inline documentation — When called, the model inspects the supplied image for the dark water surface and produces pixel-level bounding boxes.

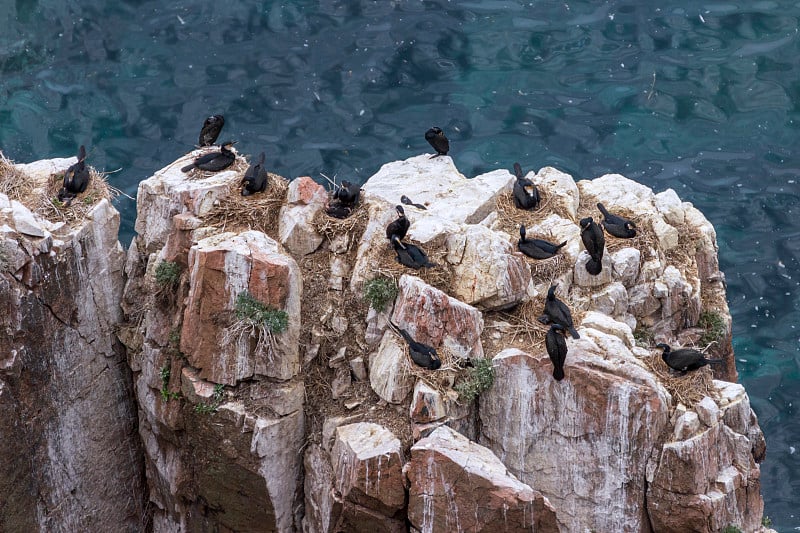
[2,0,799,528]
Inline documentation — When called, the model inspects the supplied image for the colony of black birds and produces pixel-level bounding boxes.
[49,120,717,380]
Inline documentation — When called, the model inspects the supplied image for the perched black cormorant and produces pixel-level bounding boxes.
[656,343,725,375]
[392,235,436,269]
[58,145,90,205]
[517,225,566,259]
[512,162,540,210]
[540,285,580,339]
[545,324,568,381]
[241,152,268,196]
[325,204,353,219]
[386,205,411,241]
[333,180,361,206]
[401,195,427,210]
[198,115,225,147]
[580,216,605,275]
[597,203,636,238]
[425,127,449,157]
[181,141,237,172]
[396,326,441,370]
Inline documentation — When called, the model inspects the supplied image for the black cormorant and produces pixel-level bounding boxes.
[425,127,449,158]
[333,180,361,206]
[545,324,568,381]
[198,115,225,146]
[580,216,605,275]
[401,195,427,210]
[656,343,725,374]
[597,203,636,238]
[540,285,580,339]
[518,225,566,259]
[181,141,237,172]
[386,205,411,241]
[512,162,540,210]
[392,235,436,269]
[396,327,441,370]
[241,152,268,196]
[58,145,90,205]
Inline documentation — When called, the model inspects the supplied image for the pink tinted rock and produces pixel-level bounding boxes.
[406,425,559,533]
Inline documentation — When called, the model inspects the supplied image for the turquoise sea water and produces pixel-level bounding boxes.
[2,0,799,529]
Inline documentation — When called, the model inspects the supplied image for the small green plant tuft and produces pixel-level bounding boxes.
[234,291,288,334]
[455,358,495,403]
[194,383,225,414]
[722,526,742,533]
[762,516,772,527]
[698,310,726,346]
[159,365,180,401]
[155,260,181,288]
[633,326,654,348]
[363,277,398,312]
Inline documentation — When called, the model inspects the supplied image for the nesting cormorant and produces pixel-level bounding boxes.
[539,285,580,339]
[333,180,361,207]
[580,216,605,275]
[518,225,566,259]
[656,343,725,375]
[401,195,427,210]
[545,324,568,381]
[58,145,91,205]
[392,235,436,269]
[241,152,268,196]
[597,203,636,238]
[181,141,237,172]
[396,327,441,370]
[325,204,353,219]
[386,205,411,241]
[512,162,540,210]
[425,127,449,157]
[198,115,225,146]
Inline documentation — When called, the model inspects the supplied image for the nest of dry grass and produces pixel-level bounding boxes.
[0,152,35,201]
[204,173,289,236]
[397,339,461,398]
[181,150,251,180]
[33,167,121,226]
[643,352,716,408]
[311,202,370,252]
[494,190,558,237]
[497,298,549,349]
[369,237,453,294]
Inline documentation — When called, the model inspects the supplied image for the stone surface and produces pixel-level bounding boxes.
[406,425,559,533]
[369,331,415,404]
[391,274,484,360]
[480,348,670,532]
[332,423,406,515]
[278,176,326,256]
[448,223,531,309]
[535,166,580,220]
[409,380,447,424]
[0,178,144,532]
[180,230,302,384]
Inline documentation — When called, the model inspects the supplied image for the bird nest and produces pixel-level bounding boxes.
[575,201,659,256]
[180,151,251,180]
[310,202,370,253]
[643,351,716,409]
[496,297,550,348]
[1,152,122,228]
[395,336,462,399]
[493,190,558,237]
[203,173,289,236]
[369,237,453,294]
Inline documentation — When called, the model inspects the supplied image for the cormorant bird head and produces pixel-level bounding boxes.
[77,145,87,162]
[390,234,407,249]
[580,217,593,229]
[220,140,237,150]
[625,221,637,229]
[547,284,557,299]
[395,205,405,216]
[655,343,671,353]
[519,224,527,240]
[551,323,567,334]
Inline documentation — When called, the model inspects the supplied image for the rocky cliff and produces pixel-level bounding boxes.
[1,149,770,532]
[0,157,145,531]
